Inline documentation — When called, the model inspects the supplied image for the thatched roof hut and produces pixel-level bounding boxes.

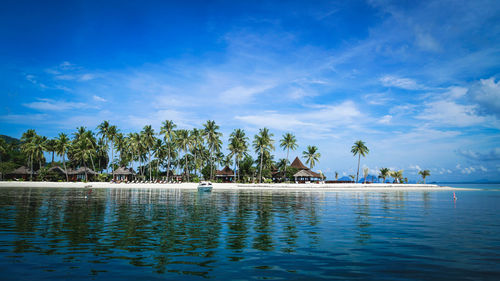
[113,167,136,175]
[216,166,234,177]
[9,166,34,175]
[290,157,309,170]
[48,166,66,174]
[69,167,97,175]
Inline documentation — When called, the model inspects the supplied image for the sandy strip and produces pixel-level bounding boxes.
[0,181,472,191]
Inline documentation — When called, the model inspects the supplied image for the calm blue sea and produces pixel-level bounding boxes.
[0,185,499,280]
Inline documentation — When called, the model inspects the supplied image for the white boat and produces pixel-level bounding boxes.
[197,181,213,192]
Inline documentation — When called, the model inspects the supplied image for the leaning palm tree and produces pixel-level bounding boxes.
[20,129,37,180]
[418,169,431,184]
[55,133,71,181]
[141,125,156,181]
[160,120,177,181]
[379,167,390,183]
[351,140,369,183]
[203,120,222,180]
[302,145,320,169]
[253,128,274,183]
[189,128,203,177]
[280,133,298,181]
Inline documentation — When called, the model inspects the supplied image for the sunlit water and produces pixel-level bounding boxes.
[0,185,499,280]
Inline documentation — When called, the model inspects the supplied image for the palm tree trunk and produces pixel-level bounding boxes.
[284,147,289,182]
[259,147,263,183]
[356,154,360,183]
[148,151,152,181]
[30,154,33,181]
[51,151,54,163]
[110,141,114,177]
[185,152,189,182]
[210,150,213,180]
[63,153,68,182]
[84,161,88,182]
[233,155,237,182]
[167,149,171,182]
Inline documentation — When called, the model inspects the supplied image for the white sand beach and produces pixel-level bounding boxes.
[0,181,468,191]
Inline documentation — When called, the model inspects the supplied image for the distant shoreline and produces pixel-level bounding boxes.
[0,181,471,191]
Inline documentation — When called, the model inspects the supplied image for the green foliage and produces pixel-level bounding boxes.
[97,173,109,182]
[264,178,273,184]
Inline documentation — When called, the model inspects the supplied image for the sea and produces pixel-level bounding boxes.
[0,183,499,280]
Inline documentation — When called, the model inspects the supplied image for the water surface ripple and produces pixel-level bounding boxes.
[0,186,499,280]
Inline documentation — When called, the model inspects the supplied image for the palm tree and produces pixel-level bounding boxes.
[203,120,222,180]
[141,125,156,181]
[418,169,431,184]
[46,138,57,164]
[351,140,369,183]
[55,133,70,181]
[280,133,297,181]
[253,128,274,183]
[302,145,320,169]
[160,120,177,181]
[379,168,390,183]
[363,167,369,183]
[391,170,404,183]
[228,129,249,182]
[176,129,191,182]
[189,128,203,177]
[20,129,37,180]
[108,125,119,176]
[97,120,110,171]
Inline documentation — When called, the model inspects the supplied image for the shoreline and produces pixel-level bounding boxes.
[0,181,472,191]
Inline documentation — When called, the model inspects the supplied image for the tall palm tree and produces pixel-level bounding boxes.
[253,128,274,183]
[203,120,222,180]
[189,128,203,177]
[302,145,320,169]
[97,120,110,171]
[228,129,248,181]
[55,133,70,181]
[141,125,156,181]
[176,129,191,182]
[418,169,431,184]
[280,133,298,181]
[160,120,177,181]
[108,125,119,176]
[351,140,369,183]
[379,168,390,183]
[20,129,37,180]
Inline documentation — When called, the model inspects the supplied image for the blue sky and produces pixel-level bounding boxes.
[1,0,500,181]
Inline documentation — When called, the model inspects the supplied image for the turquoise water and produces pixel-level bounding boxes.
[0,185,499,280]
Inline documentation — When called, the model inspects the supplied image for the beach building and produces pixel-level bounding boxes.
[46,166,67,181]
[5,166,35,180]
[290,157,324,183]
[69,167,96,181]
[113,167,136,182]
[216,166,235,182]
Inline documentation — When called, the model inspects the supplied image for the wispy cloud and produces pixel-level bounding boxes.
[23,98,92,111]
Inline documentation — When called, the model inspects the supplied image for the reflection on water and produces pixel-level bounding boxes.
[0,187,499,280]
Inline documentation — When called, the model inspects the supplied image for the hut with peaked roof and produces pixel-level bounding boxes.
[289,157,324,183]
[46,166,67,181]
[69,167,96,181]
[113,167,136,182]
[5,166,35,180]
[216,166,235,182]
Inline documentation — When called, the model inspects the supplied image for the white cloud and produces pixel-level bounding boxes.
[467,77,500,117]
[219,84,274,104]
[380,75,421,90]
[378,115,392,124]
[92,95,107,102]
[23,98,90,111]
[416,100,486,127]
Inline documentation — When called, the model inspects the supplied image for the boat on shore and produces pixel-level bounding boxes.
[197,181,213,192]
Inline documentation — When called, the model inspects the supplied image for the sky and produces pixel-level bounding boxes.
[1,0,500,182]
